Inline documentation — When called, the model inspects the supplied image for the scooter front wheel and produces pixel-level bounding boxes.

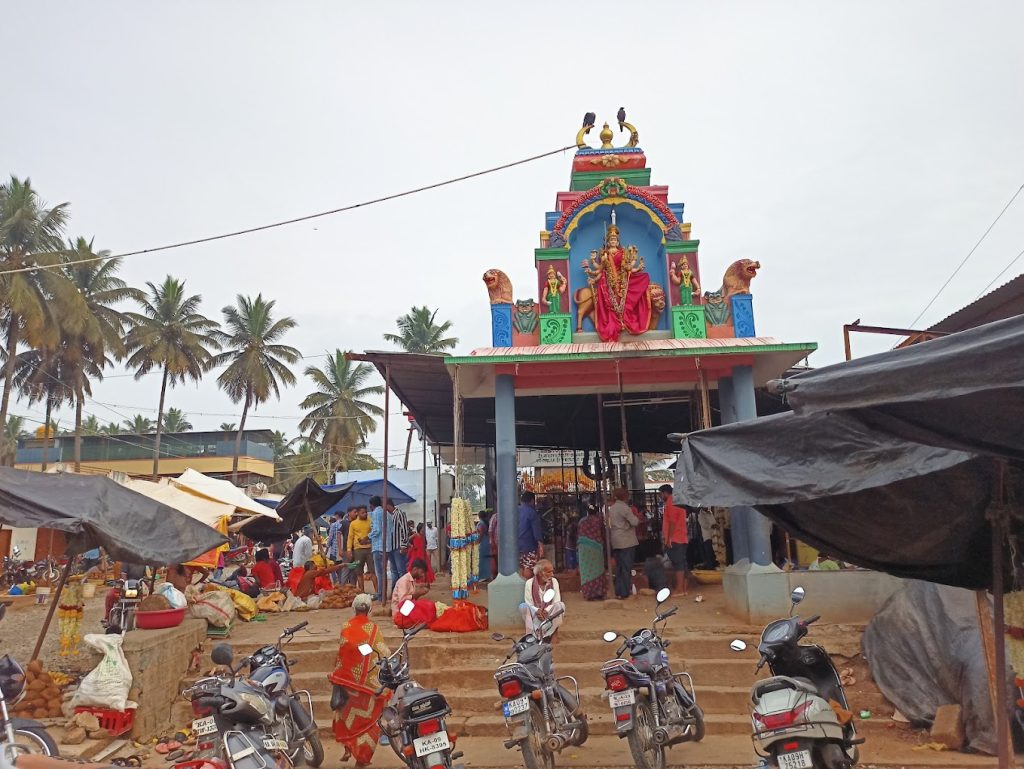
[627,695,665,769]
[301,732,324,767]
[520,702,554,769]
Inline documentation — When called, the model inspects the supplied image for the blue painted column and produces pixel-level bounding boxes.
[717,376,749,564]
[495,374,519,577]
[732,364,773,567]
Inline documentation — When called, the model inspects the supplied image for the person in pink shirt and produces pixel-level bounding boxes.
[391,559,436,628]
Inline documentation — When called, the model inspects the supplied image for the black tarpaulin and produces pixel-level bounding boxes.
[239,478,356,543]
[0,468,227,564]
[774,314,1024,460]
[674,410,995,588]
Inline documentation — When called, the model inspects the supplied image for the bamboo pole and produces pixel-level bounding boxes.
[381,364,391,606]
[31,561,71,662]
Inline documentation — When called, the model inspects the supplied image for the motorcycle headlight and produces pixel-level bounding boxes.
[123,588,139,598]
[237,692,270,716]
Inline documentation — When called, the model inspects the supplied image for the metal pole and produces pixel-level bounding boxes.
[381,364,391,606]
[421,428,427,530]
[31,561,71,662]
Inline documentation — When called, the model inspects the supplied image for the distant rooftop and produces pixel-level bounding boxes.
[928,274,1024,333]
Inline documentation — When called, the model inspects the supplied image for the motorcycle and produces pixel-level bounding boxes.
[103,578,143,632]
[600,586,705,769]
[731,586,862,769]
[492,588,588,769]
[0,605,60,759]
[358,600,464,769]
[246,621,324,767]
[183,643,292,769]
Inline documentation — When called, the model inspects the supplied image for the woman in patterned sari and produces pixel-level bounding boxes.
[577,506,606,600]
[329,594,391,767]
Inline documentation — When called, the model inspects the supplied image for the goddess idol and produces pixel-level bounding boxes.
[582,212,652,341]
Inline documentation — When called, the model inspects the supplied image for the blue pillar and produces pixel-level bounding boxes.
[495,374,518,577]
[489,373,527,628]
[718,376,749,564]
[732,364,773,567]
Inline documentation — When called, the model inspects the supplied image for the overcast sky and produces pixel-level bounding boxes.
[5,1,1024,470]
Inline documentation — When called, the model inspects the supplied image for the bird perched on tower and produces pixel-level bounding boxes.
[582,112,596,128]
[617,107,627,127]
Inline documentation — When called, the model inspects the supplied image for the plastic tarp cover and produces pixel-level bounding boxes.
[863,580,1010,754]
[171,468,279,519]
[239,478,356,544]
[0,468,227,563]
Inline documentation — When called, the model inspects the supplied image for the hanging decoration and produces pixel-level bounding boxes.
[449,365,480,598]
[58,578,85,656]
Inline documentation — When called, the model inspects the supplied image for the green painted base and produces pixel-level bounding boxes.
[540,313,573,345]
[672,305,707,339]
[487,572,527,629]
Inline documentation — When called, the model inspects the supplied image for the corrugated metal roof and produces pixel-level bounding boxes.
[929,274,1024,333]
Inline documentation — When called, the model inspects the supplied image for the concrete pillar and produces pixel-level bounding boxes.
[732,365,772,567]
[484,447,496,511]
[630,452,645,491]
[717,377,749,565]
[489,374,526,627]
[723,364,787,622]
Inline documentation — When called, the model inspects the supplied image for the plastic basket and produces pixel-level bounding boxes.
[74,706,135,736]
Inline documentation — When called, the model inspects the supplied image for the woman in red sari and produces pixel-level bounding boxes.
[406,524,435,584]
[328,595,391,768]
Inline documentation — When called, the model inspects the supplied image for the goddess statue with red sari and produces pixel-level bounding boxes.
[583,218,652,341]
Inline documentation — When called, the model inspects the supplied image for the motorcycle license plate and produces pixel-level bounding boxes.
[503,697,530,717]
[413,732,450,757]
[777,750,813,769]
[608,690,636,709]
[192,716,217,736]
[262,738,288,751]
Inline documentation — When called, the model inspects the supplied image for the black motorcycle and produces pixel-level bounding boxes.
[600,587,704,769]
[0,606,59,759]
[359,604,464,769]
[492,591,588,769]
[183,643,292,769]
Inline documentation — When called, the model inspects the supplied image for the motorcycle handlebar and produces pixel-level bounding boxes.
[803,615,821,625]
[657,607,678,621]
[283,620,309,636]
[755,654,768,672]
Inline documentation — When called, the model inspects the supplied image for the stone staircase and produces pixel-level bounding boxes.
[226,625,892,740]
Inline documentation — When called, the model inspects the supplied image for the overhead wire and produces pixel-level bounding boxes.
[974,245,1024,300]
[0,144,576,277]
[909,182,1024,327]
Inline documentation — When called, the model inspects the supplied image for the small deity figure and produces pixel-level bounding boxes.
[669,256,701,306]
[541,265,567,314]
[580,213,652,341]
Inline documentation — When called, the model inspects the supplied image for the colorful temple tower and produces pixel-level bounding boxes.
[485,114,762,349]
[450,113,817,624]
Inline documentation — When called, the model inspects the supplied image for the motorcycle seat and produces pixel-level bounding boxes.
[752,675,818,700]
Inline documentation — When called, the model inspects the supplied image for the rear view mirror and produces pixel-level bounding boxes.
[791,587,806,605]
[400,600,415,617]
[602,631,617,643]
[655,587,671,604]
[211,643,234,666]
[542,588,556,603]
[730,639,747,652]
[357,643,373,657]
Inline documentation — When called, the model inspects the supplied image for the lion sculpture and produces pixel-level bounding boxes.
[483,269,513,305]
[719,259,760,300]
[575,282,666,334]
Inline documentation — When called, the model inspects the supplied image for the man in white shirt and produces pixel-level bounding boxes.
[292,527,313,571]
[425,522,439,574]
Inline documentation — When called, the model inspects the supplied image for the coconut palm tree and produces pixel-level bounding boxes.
[268,430,294,463]
[125,276,220,478]
[0,177,86,432]
[122,414,155,433]
[214,294,300,484]
[382,306,458,353]
[81,415,103,436]
[59,241,140,470]
[0,415,29,466]
[100,421,121,435]
[161,407,192,432]
[299,350,383,473]
[12,349,73,470]
[219,422,236,432]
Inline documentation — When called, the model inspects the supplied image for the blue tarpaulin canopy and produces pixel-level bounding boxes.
[320,479,415,518]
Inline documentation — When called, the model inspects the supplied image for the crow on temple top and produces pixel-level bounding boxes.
[617,107,626,125]
[582,112,596,128]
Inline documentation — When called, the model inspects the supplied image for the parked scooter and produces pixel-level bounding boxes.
[0,606,59,759]
[183,643,293,769]
[358,601,464,769]
[600,586,705,769]
[492,588,588,769]
[103,578,143,631]
[731,587,862,769]
[246,621,324,767]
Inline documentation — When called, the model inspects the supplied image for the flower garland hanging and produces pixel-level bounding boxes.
[449,498,479,599]
[58,579,85,656]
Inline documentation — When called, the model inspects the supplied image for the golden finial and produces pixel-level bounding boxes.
[599,122,614,149]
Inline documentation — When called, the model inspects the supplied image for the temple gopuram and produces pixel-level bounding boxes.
[356,113,819,624]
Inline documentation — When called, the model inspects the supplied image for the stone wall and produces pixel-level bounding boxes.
[121,620,206,739]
